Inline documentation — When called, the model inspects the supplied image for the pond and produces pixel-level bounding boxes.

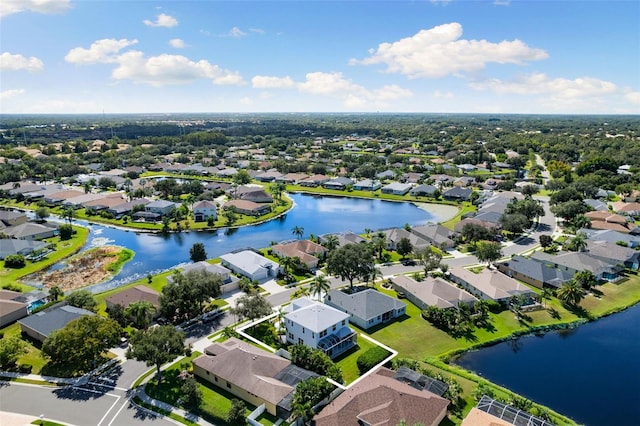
[455,302,640,426]
[73,193,449,292]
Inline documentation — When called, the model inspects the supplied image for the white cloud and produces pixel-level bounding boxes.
[252,75,295,89]
[0,52,44,72]
[253,71,412,109]
[250,28,265,35]
[227,27,246,38]
[65,38,138,64]
[111,51,244,86]
[1,0,70,18]
[169,38,187,48]
[143,13,178,28]
[239,97,253,105]
[0,89,25,99]
[624,91,640,105]
[430,0,452,5]
[351,22,548,78]
[469,73,618,99]
[494,0,511,6]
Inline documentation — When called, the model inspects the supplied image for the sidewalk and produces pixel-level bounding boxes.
[133,388,216,426]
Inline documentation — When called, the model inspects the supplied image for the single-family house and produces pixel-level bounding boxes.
[461,395,554,426]
[382,228,431,251]
[234,185,273,203]
[81,194,128,211]
[448,267,535,303]
[276,172,309,184]
[0,210,28,227]
[167,261,240,293]
[299,174,331,187]
[410,224,456,249]
[381,182,413,195]
[4,222,57,241]
[410,184,438,197]
[400,172,424,184]
[313,366,449,426]
[376,170,396,180]
[192,200,217,222]
[353,179,382,191]
[319,232,367,247]
[223,199,271,216]
[220,250,280,281]
[193,338,318,419]
[324,288,406,330]
[0,239,46,259]
[322,177,353,190]
[271,240,326,269]
[145,200,178,216]
[496,255,573,289]
[579,228,640,248]
[390,275,476,310]
[284,297,356,359]
[105,285,161,310]
[254,169,284,182]
[454,217,500,234]
[530,251,623,282]
[454,176,476,187]
[18,303,95,343]
[109,198,151,218]
[216,167,238,178]
[44,189,84,205]
[585,240,639,270]
[443,187,473,201]
[614,201,640,217]
[0,290,29,327]
[585,211,640,234]
[584,199,609,212]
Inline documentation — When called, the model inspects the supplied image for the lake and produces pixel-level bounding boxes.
[456,302,640,426]
[75,193,447,292]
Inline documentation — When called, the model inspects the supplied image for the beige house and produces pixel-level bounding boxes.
[271,239,326,269]
[192,338,317,418]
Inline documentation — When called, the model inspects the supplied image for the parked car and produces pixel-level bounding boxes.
[401,259,416,266]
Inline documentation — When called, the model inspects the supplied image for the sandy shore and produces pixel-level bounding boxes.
[413,202,460,223]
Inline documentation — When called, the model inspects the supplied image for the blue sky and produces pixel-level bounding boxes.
[1,0,638,114]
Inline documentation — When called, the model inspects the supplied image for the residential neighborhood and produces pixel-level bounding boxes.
[0,113,639,426]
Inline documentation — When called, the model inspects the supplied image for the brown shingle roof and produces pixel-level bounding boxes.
[105,285,160,308]
[193,338,293,407]
[313,367,449,426]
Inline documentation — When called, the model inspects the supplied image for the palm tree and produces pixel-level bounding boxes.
[125,301,157,329]
[541,287,554,306]
[556,280,586,306]
[371,231,387,260]
[569,232,588,252]
[322,234,339,252]
[279,256,296,282]
[291,225,304,240]
[269,181,286,204]
[61,206,74,225]
[310,274,330,300]
[364,228,372,238]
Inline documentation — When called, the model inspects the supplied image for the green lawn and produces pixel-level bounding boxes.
[333,338,377,384]
[144,352,277,426]
[441,202,476,230]
[0,225,89,288]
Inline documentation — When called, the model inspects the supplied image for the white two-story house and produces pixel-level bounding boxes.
[284,297,356,359]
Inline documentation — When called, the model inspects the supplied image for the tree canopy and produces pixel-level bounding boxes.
[42,315,122,374]
[160,269,222,323]
[126,325,186,379]
[231,292,272,321]
[326,243,375,289]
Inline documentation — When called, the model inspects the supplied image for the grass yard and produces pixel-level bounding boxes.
[333,337,377,384]
[144,351,277,426]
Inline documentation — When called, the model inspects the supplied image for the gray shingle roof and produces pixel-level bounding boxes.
[325,288,406,321]
[18,304,95,338]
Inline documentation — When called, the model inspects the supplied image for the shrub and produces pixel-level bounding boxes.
[4,254,26,268]
[58,224,73,240]
[227,399,246,425]
[2,283,23,292]
[356,346,390,374]
[19,363,32,373]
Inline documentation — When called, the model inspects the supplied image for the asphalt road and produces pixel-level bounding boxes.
[0,381,176,426]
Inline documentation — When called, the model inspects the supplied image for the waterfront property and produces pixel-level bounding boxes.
[220,250,280,281]
[390,275,476,310]
[497,255,573,289]
[410,223,456,249]
[382,228,431,251]
[271,239,326,269]
[192,200,217,222]
[461,395,555,426]
[448,267,536,303]
[168,261,240,293]
[0,238,46,259]
[530,251,623,282]
[324,288,406,330]
[312,366,449,426]
[192,337,317,418]
[104,285,160,310]
[284,297,357,359]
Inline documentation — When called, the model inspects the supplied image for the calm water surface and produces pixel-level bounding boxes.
[74,193,441,291]
[456,303,640,426]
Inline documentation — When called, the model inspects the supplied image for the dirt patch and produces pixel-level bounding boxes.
[28,246,127,292]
